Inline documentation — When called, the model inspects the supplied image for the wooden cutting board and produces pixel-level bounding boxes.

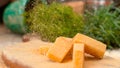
[0,46,7,68]
[1,40,120,68]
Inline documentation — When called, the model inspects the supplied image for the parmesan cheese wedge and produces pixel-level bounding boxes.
[73,43,84,68]
[46,37,72,62]
[73,33,106,59]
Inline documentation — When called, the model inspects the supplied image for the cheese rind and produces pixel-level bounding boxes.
[46,37,72,62]
[73,43,84,68]
[73,33,106,58]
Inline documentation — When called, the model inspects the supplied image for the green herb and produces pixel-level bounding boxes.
[83,6,120,49]
[26,2,120,49]
[26,2,84,42]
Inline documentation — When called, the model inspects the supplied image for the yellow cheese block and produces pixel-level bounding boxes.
[46,37,72,62]
[34,45,51,55]
[73,33,106,59]
[73,43,84,68]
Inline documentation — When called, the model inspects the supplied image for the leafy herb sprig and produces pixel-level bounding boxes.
[83,6,120,49]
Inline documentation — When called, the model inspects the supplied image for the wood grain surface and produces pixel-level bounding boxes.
[0,47,7,68]
[1,40,120,68]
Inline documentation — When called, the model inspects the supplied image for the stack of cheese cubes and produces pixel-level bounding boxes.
[41,33,106,68]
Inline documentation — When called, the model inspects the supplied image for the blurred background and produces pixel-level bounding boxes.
[0,0,120,59]
[0,0,117,23]
[0,0,116,23]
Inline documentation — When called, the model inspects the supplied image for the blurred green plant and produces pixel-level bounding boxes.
[26,2,84,42]
[83,6,120,49]
[25,2,120,49]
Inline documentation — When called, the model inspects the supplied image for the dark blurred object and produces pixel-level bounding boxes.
[22,33,40,42]
[25,0,36,11]
[0,0,10,7]
[22,34,30,42]
[0,0,11,23]
[86,0,113,11]
[25,0,42,11]
[0,0,15,23]
[113,0,120,7]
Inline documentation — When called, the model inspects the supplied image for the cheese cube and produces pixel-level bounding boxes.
[73,33,106,58]
[46,37,72,62]
[73,43,84,68]
[38,46,51,55]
